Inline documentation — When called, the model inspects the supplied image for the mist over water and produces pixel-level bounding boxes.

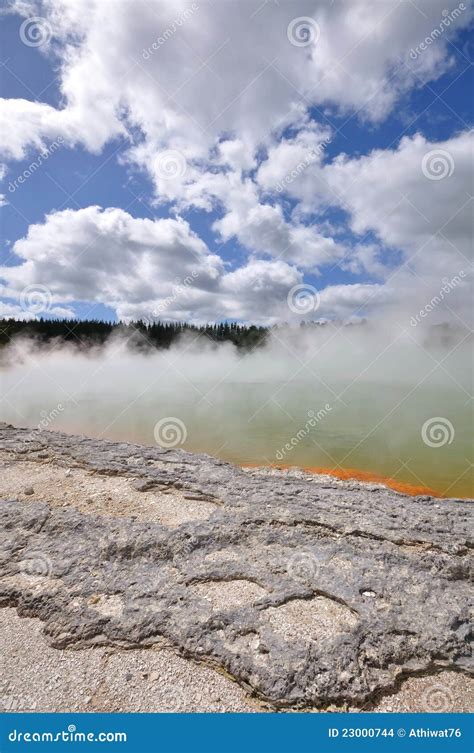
[1,322,472,497]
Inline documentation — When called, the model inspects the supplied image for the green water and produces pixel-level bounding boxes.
[8,379,471,498]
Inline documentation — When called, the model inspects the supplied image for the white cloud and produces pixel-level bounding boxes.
[0,300,36,320]
[0,298,74,320]
[3,0,472,166]
[1,1,472,325]
[320,130,474,326]
[254,127,473,325]
[0,206,309,323]
[0,97,121,161]
[256,126,332,198]
[212,176,346,271]
[219,258,302,323]
[339,244,390,280]
[1,205,223,306]
[318,282,393,319]
[323,131,472,252]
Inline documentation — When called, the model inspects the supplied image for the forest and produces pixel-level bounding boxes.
[0,317,274,350]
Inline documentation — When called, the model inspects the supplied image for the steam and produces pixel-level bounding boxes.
[0,321,471,497]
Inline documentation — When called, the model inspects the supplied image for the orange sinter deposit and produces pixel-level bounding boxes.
[243,463,443,498]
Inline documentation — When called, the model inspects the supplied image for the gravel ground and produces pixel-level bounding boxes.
[0,608,260,713]
[2,609,472,714]
[1,449,472,714]
[0,456,218,526]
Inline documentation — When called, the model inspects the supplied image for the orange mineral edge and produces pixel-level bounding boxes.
[242,462,444,498]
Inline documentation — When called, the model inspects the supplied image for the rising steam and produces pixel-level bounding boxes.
[0,320,472,497]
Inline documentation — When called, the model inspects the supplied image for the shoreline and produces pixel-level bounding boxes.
[242,463,447,499]
[0,424,472,713]
[6,419,471,500]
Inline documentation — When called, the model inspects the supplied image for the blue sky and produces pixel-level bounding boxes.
[0,0,472,325]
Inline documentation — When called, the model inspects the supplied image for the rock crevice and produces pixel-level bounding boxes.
[0,424,472,708]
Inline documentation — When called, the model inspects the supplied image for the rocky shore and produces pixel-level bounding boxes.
[0,424,472,712]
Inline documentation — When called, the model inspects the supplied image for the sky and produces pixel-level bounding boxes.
[0,0,473,326]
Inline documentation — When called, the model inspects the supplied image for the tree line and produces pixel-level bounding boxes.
[0,318,271,350]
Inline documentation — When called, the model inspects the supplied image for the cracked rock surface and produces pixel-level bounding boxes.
[0,424,472,709]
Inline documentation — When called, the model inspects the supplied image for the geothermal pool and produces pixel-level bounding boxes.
[1,329,472,498]
[2,376,472,498]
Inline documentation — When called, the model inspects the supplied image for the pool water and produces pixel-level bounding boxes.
[5,379,471,498]
[2,334,472,499]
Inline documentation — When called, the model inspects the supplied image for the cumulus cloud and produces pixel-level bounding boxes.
[256,126,333,198]
[212,175,346,271]
[0,206,311,323]
[218,258,302,323]
[321,130,474,326]
[255,127,473,325]
[323,131,472,252]
[1,0,472,325]
[3,0,471,163]
[1,205,221,303]
[0,300,36,320]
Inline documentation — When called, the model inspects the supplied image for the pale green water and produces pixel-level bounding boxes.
[6,379,471,498]
[2,333,472,498]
